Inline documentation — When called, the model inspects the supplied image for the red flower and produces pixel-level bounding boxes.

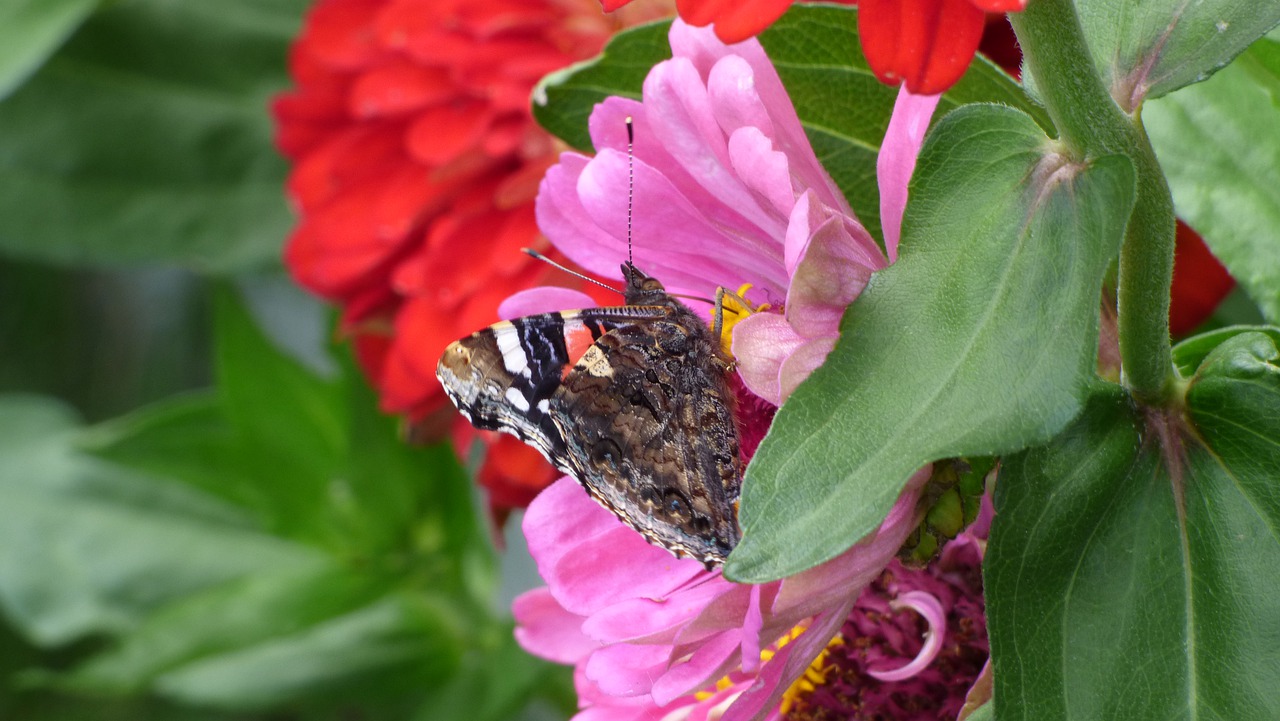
[274,0,665,518]
[857,0,1026,94]
[1170,220,1234,336]
[602,0,1024,94]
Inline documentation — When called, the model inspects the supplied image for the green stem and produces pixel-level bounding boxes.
[1010,0,1177,405]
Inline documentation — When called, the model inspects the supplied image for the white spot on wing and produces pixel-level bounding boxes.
[505,386,531,412]
[495,328,532,378]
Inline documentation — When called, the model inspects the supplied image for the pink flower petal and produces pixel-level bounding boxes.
[668,22,850,218]
[651,629,741,704]
[586,642,672,696]
[877,86,940,261]
[499,287,598,318]
[524,479,707,616]
[867,590,946,681]
[707,55,776,148]
[784,196,881,338]
[730,312,806,405]
[581,578,734,644]
[577,149,789,295]
[777,335,836,402]
[587,97,787,270]
[727,126,794,218]
[739,583,764,674]
[720,603,853,721]
[777,467,930,616]
[512,588,598,664]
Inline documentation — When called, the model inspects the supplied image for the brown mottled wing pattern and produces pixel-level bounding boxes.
[548,307,742,566]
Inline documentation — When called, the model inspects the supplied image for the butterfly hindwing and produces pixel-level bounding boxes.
[549,315,741,564]
[437,264,743,567]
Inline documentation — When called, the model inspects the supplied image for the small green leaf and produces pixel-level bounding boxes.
[0,0,308,271]
[1144,34,1280,323]
[0,395,324,645]
[532,19,672,152]
[987,379,1280,720]
[1172,324,1280,376]
[532,5,1048,244]
[0,0,97,100]
[1076,0,1280,105]
[728,106,1136,581]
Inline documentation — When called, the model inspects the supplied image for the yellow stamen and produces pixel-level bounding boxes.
[779,633,844,716]
[692,623,842,713]
[716,283,770,355]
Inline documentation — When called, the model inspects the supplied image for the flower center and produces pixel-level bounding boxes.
[716,283,768,355]
[783,557,988,721]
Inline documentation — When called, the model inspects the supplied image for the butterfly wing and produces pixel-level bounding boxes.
[437,308,666,473]
[548,313,742,566]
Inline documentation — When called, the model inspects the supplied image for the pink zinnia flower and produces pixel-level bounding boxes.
[510,20,948,721]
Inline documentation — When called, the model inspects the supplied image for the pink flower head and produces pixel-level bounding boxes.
[514,473,931,721]
[513,19,947,721]
[535,21,939,405]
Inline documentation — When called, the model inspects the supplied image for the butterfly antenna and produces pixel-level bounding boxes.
[625,115,635,267]
[522,248,624,296]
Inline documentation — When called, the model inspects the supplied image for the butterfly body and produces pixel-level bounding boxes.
[437,263,742,566]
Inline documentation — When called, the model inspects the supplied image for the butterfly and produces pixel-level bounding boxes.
[436,261,743,567]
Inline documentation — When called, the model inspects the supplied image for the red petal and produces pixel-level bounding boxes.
[969,0,1026,11]
[859,0,986,95]
[350,62,454,118]
[1169,221,1234,337]
[601,0,633,12]
[406,101,491,166]
[676,0,735,27]
[300,0,387,71]
[712,0,796,43]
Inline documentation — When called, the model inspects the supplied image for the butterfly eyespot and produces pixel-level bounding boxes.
[663,488,690,519]
[590,437,623,469]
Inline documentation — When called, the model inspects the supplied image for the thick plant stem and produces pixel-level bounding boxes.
[1011,0,1177,405]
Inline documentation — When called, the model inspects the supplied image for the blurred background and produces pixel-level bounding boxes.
[0,1,1259,720]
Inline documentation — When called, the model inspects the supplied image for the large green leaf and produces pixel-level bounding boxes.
[986,360,1280,719]
[0,0,307,272]
[0,395,324,645]
[532,5,1048,244]
[0,0,98,100]
[1075,0,1280,107]
[150,593,461,709]
[727,106,1135,581]
[1144,33,1280,323]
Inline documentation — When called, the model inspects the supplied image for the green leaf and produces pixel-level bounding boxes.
[58,565,388,692]
[758,5,1051,244]
[412,626,573,721]
[1144,34,1280,323]
[532,19,672,152]
[1075,0,1280,106]
[0,394,324,645]
[151,593,461,709]
[1172,324,1280,376]
[532,5,1048,244]
[728,106,1136,581]
[0,0,307,272]
[987,377,1280,720]
[0,0,98,100]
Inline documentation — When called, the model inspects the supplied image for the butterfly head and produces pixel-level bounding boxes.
[621,261,671,306]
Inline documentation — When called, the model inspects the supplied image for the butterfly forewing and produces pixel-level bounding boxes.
[436,266,743,567]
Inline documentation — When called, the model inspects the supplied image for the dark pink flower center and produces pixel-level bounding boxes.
[784,543,987,721]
